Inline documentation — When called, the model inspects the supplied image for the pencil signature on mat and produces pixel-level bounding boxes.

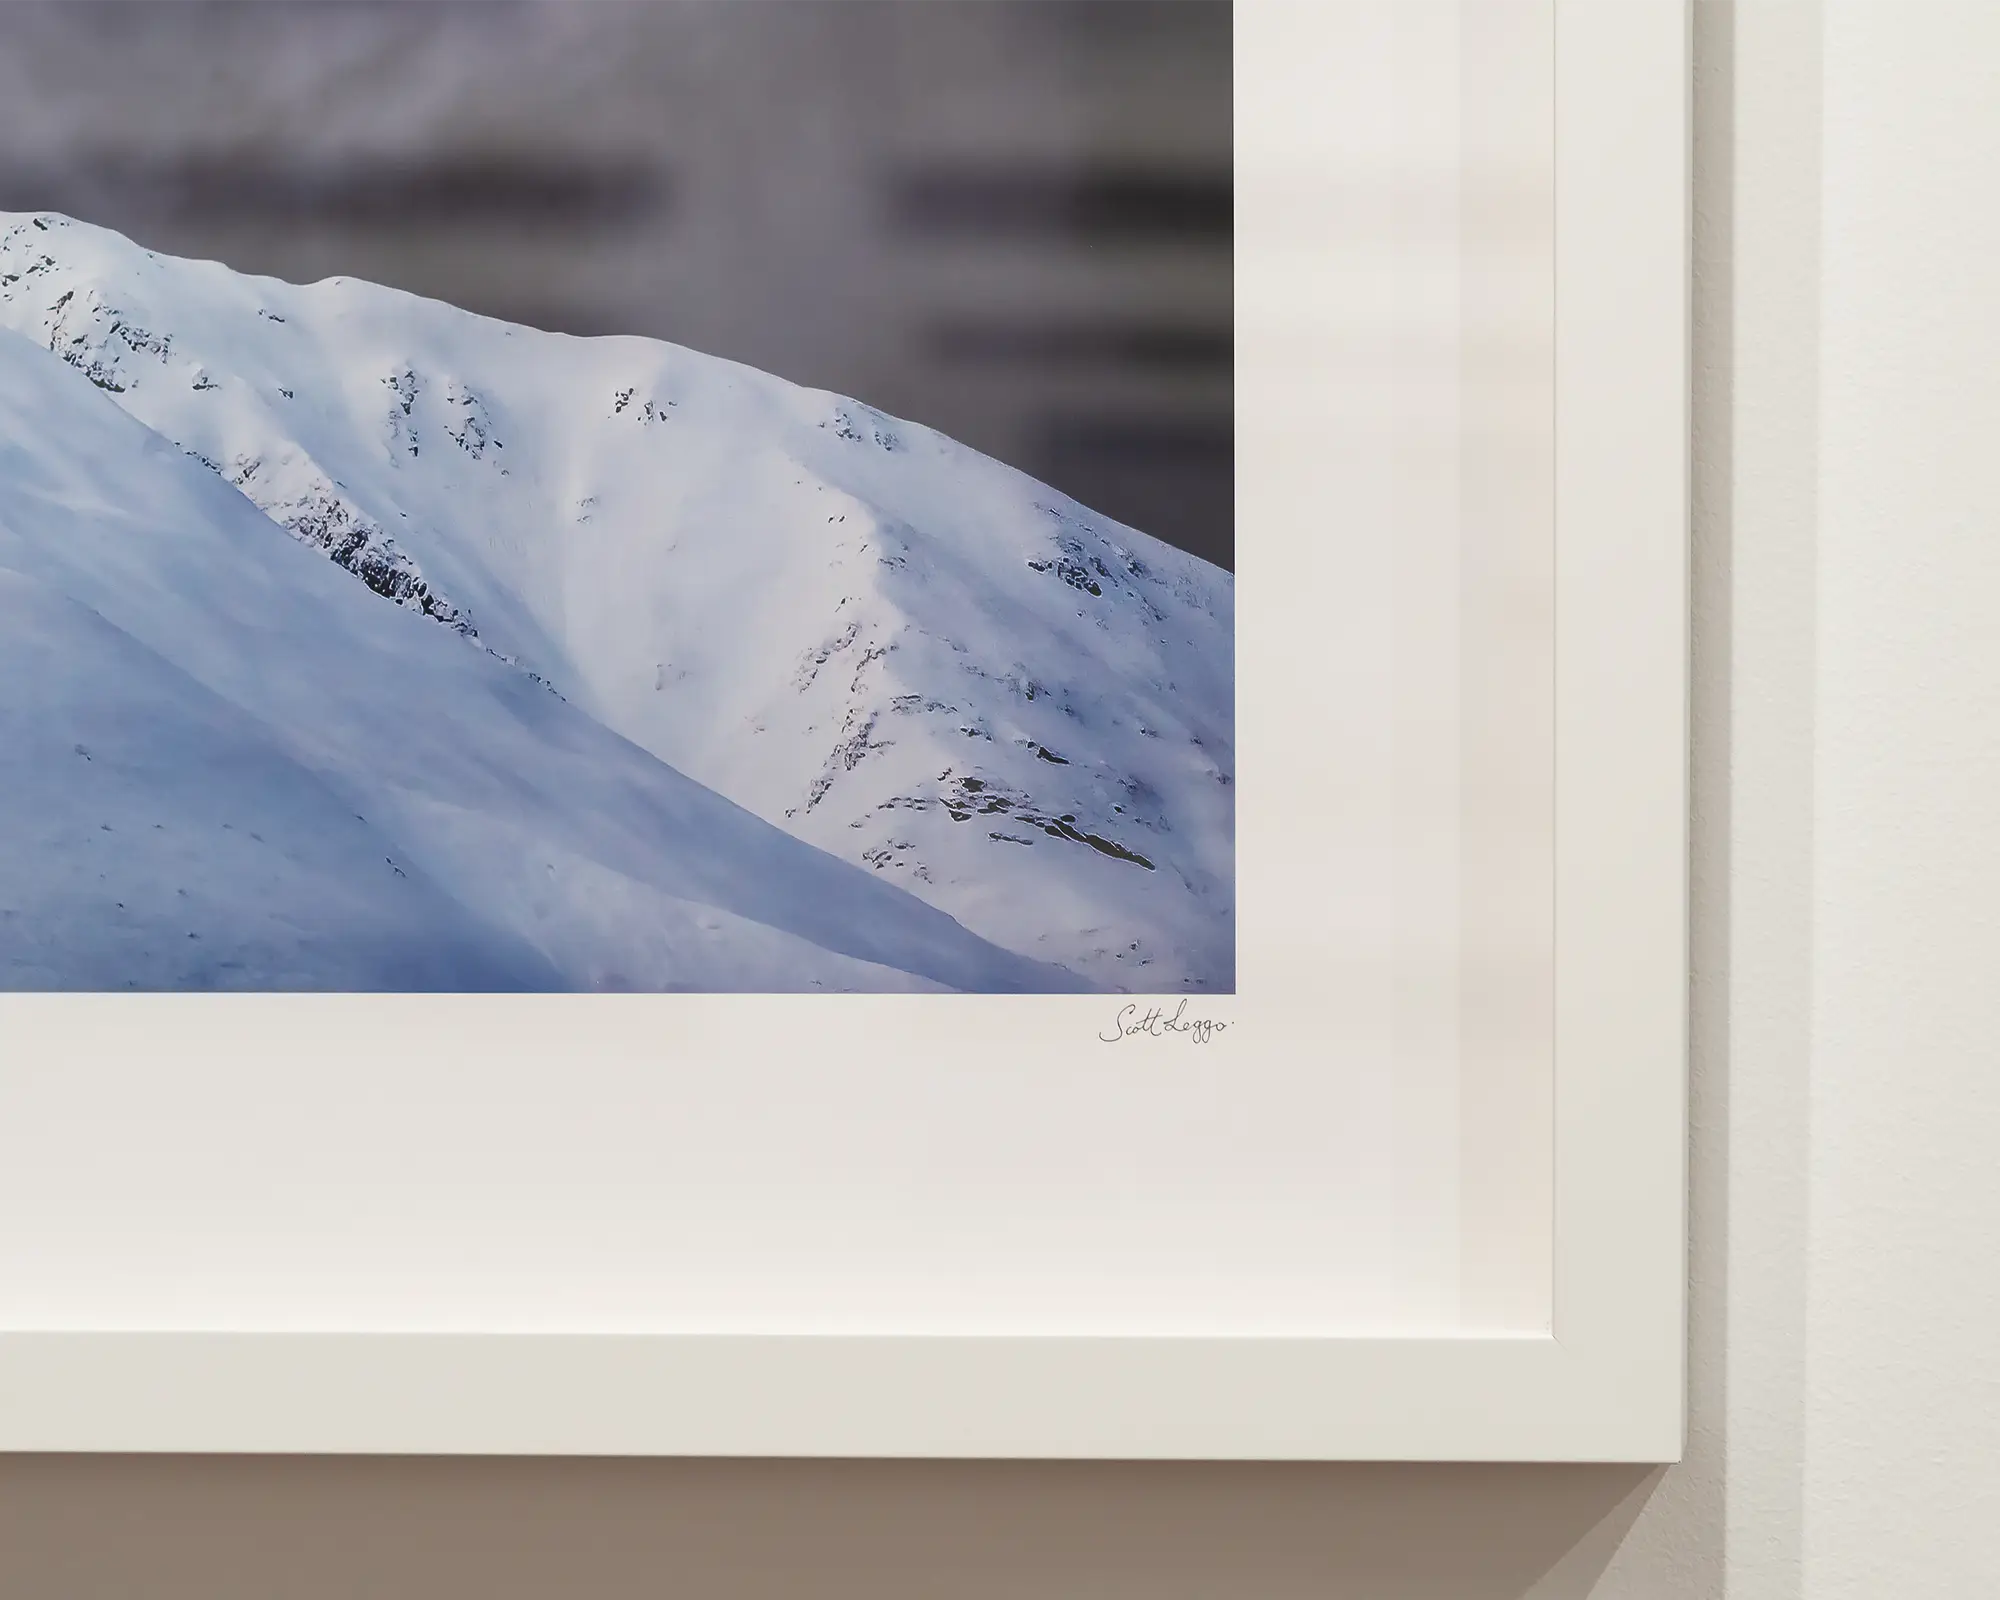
[1100,999,1230,1045]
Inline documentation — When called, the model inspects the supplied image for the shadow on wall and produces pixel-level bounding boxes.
[0,1456,1659,1600]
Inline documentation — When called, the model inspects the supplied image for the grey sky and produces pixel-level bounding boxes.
[0,1,1232,566]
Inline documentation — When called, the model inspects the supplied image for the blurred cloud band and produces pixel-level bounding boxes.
[0,156,670,229]
[889,167,1232,245]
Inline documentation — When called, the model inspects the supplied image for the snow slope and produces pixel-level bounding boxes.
[0,212,1235,990]
[0,324,1087,993]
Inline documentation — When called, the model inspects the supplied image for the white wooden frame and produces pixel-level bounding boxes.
[0,0,1687,1462]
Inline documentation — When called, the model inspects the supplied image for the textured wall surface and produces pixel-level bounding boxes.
[5,4,2000,1596]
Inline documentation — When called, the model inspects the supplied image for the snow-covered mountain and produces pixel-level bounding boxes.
[0,211,1234,991]
[0,321,1089,993]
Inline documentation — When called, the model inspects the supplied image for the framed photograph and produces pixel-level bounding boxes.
[0,0,1687,1461]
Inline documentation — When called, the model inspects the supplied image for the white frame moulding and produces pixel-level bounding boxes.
[0,0,1688,1463]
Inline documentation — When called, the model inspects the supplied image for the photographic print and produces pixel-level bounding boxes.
[0,0,1233,995]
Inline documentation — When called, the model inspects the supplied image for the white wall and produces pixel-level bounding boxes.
[1593,2,2000,1593]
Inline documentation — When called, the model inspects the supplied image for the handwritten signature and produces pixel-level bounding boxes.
[1100,1000,1231,1044]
